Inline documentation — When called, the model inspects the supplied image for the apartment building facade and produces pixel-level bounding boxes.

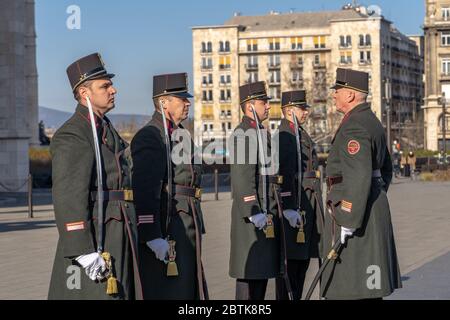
[192,5,423,152]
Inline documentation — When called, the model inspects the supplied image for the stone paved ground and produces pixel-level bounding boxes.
[0,179,449,300]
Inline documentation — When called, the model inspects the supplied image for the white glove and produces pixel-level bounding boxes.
[341,227,356,244]
[283,209,302,228]
[249,213,267,230]
[76,252,107,281]
[147,238,170,261]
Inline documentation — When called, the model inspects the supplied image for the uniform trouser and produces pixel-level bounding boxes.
[275,259,310,300]
[235,279,268,300]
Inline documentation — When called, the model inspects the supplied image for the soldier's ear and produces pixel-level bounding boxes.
[348,90,356,103]
[78,86,89,100]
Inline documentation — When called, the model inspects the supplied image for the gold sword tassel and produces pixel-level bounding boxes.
[166,240,179,277]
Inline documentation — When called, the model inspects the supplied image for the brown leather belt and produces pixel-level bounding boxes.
[304,171,321,179]
[326,176,343,189]
[90,190,134,202]
[164,184,202,200]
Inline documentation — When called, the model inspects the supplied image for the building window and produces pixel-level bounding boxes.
[220,74,231,85]
[340,51,352,64]
[269,54,281,67]
[359,34,371,47]
[201,41,212,53]
[219,41,231,52]
[292,70,302,83]
[269,70,281,84]
[314,36,326,49]
[269,120,281,130]
[219,56,231,70]
[291,37,303,50]
[442,31,450,46]
[269,86,281,100]
[442,58,450,75]
[247,39,258,52]
[228,122,232,130]
[202,74,213,85]
[314,54,320,65]
[202,57,212,69]
[247,55,258,68]
[268,38,281,51]
[340,35,352,48]
[359,51,371,64]
[247,71,258,83]
[203,90,213,102]
[219,90,231,101]
[443,7,450,21]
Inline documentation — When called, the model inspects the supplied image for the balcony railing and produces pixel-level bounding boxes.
[289,62,303,69]
[359,59,372,65]
[245,64,259,70]
[313,62,326,69]
[268,63,281,69]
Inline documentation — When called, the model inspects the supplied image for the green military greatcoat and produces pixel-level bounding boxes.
[48,104,141,300]
[229,116,280,280]
[276,118,323,260]
[320,103,402,299]
[131,111,207,300]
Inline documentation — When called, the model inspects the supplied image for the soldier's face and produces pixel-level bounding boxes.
[292,107,309,125]
[83,79,117,114]
[251,99,270,122]
[333,88,350,113]
[166,96,190,124]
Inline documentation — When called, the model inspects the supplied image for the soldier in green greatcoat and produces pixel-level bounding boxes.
[131,73,208,300]
[320,68,402,300]
[229,81,281,300]
[48,53,142,300]
[274,90,323,300]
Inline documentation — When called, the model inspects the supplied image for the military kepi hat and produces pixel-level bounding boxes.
[66,53,115,92]
[239,81,271,104]
[330,68,369,94]
[153,73,193,99]
[281,90,310,108]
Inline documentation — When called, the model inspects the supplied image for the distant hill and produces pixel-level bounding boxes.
[39,106,151,130]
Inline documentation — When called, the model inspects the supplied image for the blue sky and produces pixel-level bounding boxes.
[36,0,425,115]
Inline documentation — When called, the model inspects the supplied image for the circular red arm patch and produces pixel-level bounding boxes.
[347,140,361,155]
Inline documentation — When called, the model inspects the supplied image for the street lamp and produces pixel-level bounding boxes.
[385,78,392,154]
[438,92,447,167]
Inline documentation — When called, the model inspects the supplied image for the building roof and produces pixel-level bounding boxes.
[224,9,371,31]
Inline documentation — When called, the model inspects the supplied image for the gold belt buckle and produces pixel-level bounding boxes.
[315,170,321,179]
[195,188,202,199]
[123,190,134,201]
[276,175,284,185]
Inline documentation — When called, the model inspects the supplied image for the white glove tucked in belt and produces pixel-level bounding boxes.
[146,238,170,261]
[283,209,302,228]
[76,252,107,281]
[340,227,356,244]
[249,213,267,230]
